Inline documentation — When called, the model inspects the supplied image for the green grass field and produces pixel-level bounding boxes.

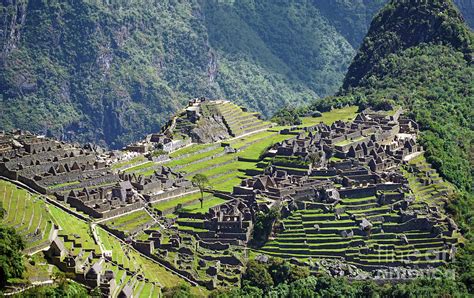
[180,196,227,214]
[170,143,215,158]
[300,106,358,127]
[152,192,203,212]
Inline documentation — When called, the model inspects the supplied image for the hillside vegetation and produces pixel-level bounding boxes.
[0,0,470,149]
[324,0,473,195]
[306,0,473,291]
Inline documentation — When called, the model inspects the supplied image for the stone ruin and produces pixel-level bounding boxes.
[0,130,194,219]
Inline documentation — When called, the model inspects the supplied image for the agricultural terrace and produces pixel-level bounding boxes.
[259,190,459,270]
[102,209,154,236]
[403,154,454,206]
[149,106,358,216]
[48,205,101,254]
[96,227,199,294]
[0,180,54,250]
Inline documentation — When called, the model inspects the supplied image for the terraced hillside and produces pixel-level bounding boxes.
[0,180,54,253]
[122,107,358,216]
[168,99,272,143]
[260,187,458,273]
[1,105,392,294]
[0,179,202,296]
[253,109,461,278]
[214,101,271,137]
[109,107,359,289]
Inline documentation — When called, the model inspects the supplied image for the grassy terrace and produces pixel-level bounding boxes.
[148,107,358,216]
[402,154,453,205]
[164,147,224,168]
[111,155,147,170]
[48,205,100,253]
[180,196,227,214]
[300,106,358,127]
[259,186,454,268]
[0,180,53,249]
[153,192,203,212]
[96,227,196,291]
[169,143,215,158]
[103,209,153,235]
[124,161,155,173]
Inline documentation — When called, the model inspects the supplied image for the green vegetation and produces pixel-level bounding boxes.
[0,0,391,148]
[0,180,53,248]
[180,197,227,214]
[96,227,184,289]
[104,210,153,235]
[213,269,467,297]
[252,207,279,246]
[153,192,202,212]
[0,223,25,288]
[19,280,88,297]
[48,206,99,253]
[191,174,210,209]
[170,143,214,158]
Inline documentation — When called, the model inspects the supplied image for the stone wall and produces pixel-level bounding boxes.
[339,186,376,199]
[146,186,198,203]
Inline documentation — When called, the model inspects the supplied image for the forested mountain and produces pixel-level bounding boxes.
[0,0,470,148]
[333,0,473,194]
[308,1,473,289]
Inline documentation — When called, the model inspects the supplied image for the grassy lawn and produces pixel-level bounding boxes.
[170,143,215,158]
[212,177,246,192]
[152,192,202,212]
[104,209,153,234]
[300,106,358,127]
[180,196,227,214]
[124,161,155,173]
[165,147,224,168]
[228,130,278,148]
[238,134,290,160]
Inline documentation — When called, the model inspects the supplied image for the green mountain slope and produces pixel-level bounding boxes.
[334,0,473,193]
[343,0,473,89]
[307,0,473,290]
[0,0,471,148]
[310,0,473,247]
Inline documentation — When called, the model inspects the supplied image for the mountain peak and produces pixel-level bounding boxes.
[343,0,473,90]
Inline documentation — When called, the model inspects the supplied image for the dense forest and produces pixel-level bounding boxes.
[0,0,471,148]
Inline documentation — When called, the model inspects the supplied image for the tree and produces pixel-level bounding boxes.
[191,174,209,209]
[308,152,322,167]
[242,260,274,291]
[0,225,25,288]
[162,283,194,298]
[268,258,291,285]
